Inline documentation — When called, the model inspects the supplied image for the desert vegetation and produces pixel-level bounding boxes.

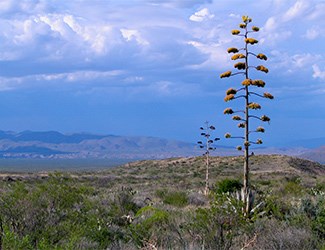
[0,155,324,249]
[0,15,323,250]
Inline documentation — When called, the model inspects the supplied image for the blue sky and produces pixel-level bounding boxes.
[0,0,324,146]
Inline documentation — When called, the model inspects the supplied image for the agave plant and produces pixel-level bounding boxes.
[220,16,274,215]
[197,121,220,196]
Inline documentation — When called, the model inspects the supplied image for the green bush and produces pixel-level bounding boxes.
[185,193,245,249]
[155,189,188,207]
[311,197,325,239]
[163,191,188,207]
[109,187,140,225]
[2,225,33,250]
[130,206,170,248]
[155,188,167,199]
[214,178,242,194]
[283,180,303,196]
[0,174,106,249]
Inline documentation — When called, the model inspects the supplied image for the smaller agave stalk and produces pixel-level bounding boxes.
[198,122,220,196]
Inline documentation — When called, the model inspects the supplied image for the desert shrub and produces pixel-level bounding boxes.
[313,208,325,240]
[83,204,127,249]
[188,192,208,206]
[214,178,242,194]
[155,188,167,199]
[251,219,318,250]
[257,179,271,186]
[129,206,170,248]
[316,181,325,191]
[0,174,106,249]
[163,191,188,207]
[263,195,290,220]
[281,195,325,248]
[283,180,304,196]
[185,193,245,249]
[155,189,188,207]
[310,181,325,196]
[88,187,143,248]
[109,187,140,226]
[1,225,33,250]
[192,171,201,178]
[310,196,325,239]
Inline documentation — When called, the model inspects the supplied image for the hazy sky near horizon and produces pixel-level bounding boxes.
[0,0,324,146]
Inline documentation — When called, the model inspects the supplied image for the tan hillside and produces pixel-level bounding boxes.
[1,155,324,196]
[100,154,325,195]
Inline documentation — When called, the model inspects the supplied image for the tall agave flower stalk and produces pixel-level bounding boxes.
[197,121,220,196]
[220,16,274,215]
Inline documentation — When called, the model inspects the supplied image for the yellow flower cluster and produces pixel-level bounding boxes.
[242,16,252,23]
[252,26,259,32]
[238,123,245,128]
[232,115,242,121]
[239,23,247,29]
[236,146,242,151]
[227,47,239,53]
[261,115,270,122]
[256,139,263,144]
[225,133,232,138]
[257,53,267,60]
[224,94,235,102]
[231,29,240,35]
[245,38,258,44]
[234,62,246,70]
[242,79,252,86]
[220,71,232,78]
[248,102,261,109]
[231,53,246,60]
[256,126,265,133]
[256,65,269,73]
[223,108,234,114]
[244,141,250,147]
[263,92,274,99]
[251,80,265,87]
[226,88,237,95]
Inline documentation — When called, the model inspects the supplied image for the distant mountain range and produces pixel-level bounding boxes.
[0,130,323,163]
[0,130,198,160]
[299,146,325,164]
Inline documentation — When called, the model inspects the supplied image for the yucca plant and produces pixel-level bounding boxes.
[220,16,274,215]
[198,121,220,196]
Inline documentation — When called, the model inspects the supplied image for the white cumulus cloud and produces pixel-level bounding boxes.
[189,8,214,22]
[120,28,149,46]
[282,0,309,22]
[304,27,323,40]
[312,65,325,80]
